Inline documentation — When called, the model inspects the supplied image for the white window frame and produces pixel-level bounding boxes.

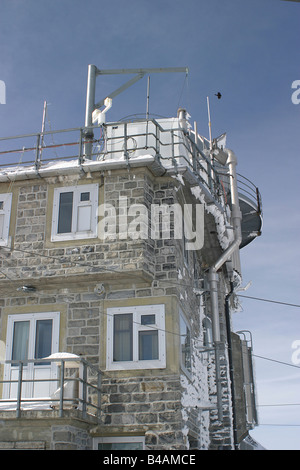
[51,184,98,241]
[0,193,12,246]
[93,436,145,450]
[3,311,60,399]
[106,304,166,371]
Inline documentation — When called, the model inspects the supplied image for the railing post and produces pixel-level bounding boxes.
[35,133,41,171]
[97,371,102,421]
[81,362,88,418]
[79,128,84,164]
[59,360,65,418]
[155,123,160,156]
[124,122,129,164]
[256,187,262,215]
[171,130,176,167]
[16,361,23,418]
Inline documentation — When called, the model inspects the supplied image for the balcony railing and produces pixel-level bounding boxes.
[0,356,102,420]
[0,118,262,221]
[0,119,223,204]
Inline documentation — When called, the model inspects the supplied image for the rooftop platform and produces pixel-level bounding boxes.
[0,115,262,248]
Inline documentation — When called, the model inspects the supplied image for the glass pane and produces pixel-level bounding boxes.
[35,319,53,364]
[12,321,30,365]
[57,192,73,233]
[80,192,90,202]
[141,314,155,325]
[77,205,91,232]
[113,314,133,362]
[98,442,143,450]
[180,317,191,372]
[139,330,158,360]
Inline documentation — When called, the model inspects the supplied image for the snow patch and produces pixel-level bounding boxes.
[191,186,234,250]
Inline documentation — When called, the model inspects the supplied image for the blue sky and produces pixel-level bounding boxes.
[0,0,299,450]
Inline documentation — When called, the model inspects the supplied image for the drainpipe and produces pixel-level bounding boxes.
[208,149,242,423]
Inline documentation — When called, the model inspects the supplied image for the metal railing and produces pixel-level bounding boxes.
[0,119,223,203]
[0,357,102,420]
[218,169,262,216]
[0,118,262,214]
[236,173,262,216]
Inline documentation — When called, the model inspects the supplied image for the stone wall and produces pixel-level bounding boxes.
[99,374,186,450]
[0,411,95,450]
[0,166,235,450]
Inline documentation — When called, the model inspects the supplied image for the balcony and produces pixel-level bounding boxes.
[218,170,263,248]
[0,355,102,422]
[0,115,262,248]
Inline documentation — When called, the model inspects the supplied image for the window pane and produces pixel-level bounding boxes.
[139,330,158,360]
[113,314,133,361]
[12,321,29,365]
[77,205,91,232]
[98,442,143,450]
[80,192,90,202]
[141,314,155,325]
[57,192,73,233]
[35,319,53,364]
[180,317,191,372]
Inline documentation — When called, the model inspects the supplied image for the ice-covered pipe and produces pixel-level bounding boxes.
[208,149,242,423]
[209,149,242,343]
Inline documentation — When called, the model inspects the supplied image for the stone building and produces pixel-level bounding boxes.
[0,67,262,450]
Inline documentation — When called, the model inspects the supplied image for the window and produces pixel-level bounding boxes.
[93,436,145,450]
[3,312,60,399]
[0,193,12,246]
[180,312,192,374]
[107,304,166,370]
[51,184,98,241]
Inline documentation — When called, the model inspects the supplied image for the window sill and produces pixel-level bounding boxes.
[106,359,166,371]
[50,232,98,242]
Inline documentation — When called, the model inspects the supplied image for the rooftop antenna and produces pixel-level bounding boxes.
[207,92,222,152]
[38,100,47,163]
[146,76,150,119]
[84,66,188,159]
[206,96,213,150]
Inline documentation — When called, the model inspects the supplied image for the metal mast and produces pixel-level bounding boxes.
[84,66,188,159]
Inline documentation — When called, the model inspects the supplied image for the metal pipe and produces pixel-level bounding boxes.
[81,362,88,418]
[16,362,23,418]
[84,64,97,159]
[214,342,224,421]
[208,149,242,424]
[39,100,47,162]
[146,76,150,119]
[59,360,65,418]
[225,282,239,449]
[209,149,242,341]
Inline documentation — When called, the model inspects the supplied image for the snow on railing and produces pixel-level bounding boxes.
[0,119,222,203]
